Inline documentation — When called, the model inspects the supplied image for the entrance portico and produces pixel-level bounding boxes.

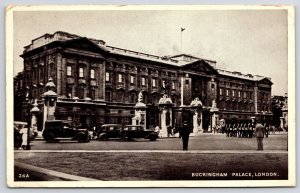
[190,97,203,134]
[158,94,173,137]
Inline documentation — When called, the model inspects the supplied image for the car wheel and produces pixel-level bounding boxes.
[85,135,92,142]
[98,134,108,141]
[149,135,157,141]
[77,134,87,143]
[44,133,55,143]
[122,134,131,141]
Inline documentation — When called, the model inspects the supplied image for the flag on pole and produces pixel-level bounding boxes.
[181,27,185,32]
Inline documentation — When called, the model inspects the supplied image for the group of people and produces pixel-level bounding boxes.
[177,120,270,151]
[221,122,270,139]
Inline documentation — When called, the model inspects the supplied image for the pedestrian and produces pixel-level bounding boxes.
[167,124,172,137]
[14,125,22,149]
[255,121,265,151]
[154,125,160,137]
[180,121,191,151]
[19,126,29,150]
[264,124,269,138]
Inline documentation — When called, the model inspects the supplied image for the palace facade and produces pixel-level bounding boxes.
[14,31,273,132]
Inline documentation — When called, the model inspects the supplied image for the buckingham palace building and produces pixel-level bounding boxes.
[14,31,273,133]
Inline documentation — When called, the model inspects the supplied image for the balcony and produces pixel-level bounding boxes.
[90,80,97,86]
[78,78,86,85]
[67,77,74,84]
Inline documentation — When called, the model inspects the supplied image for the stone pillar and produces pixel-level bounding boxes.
[193,112,198,133]
[254,84,258,113]
[133,92,147,128]
[211,113,216,129]
[199,112,203,132]
[280,117,284,130]
[30,99,40,134]
[42,77,58,131]
[190,97,203,134]
[160,109,167,137]
[180,77,184,106]
[56,53,62,96]
[158,94,173,137]
[210,99,219,133]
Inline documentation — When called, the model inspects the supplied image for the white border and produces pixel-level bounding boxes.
[6,4,296,188]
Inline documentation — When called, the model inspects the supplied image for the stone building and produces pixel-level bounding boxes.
[15,31,273,132]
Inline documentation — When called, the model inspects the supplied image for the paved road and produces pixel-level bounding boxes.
[29,133,288,151]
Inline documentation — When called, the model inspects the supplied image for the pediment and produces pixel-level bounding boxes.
[181,60,218,75]
[63,37,109,54]
[258,77,273,85]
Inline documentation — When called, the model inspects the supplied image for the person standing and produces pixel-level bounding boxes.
[154,126,160,137]
[19,126,29,150]
[180,121,191,151]
[255,122,265,151]
[264,123,269,138]
[167,124,172,138]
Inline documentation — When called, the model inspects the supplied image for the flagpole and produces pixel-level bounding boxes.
[181,30,182,53]
[180,28,185,53]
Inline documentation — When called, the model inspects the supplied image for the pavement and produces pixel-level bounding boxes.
[14,161,96,181]
[14,131,288,182]
[33,130,288,141]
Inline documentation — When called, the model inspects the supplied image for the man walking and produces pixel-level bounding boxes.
[180,121,191,151]
[255,121,265,151]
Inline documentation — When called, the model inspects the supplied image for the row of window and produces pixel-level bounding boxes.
[67,66,96,79]
[105,91,178,104]
[218,101,254,112]
[219,81,252,89]
[105,72,176,89]
[219,88,253,99]
[66,67,177,89]
[66,85,96,100]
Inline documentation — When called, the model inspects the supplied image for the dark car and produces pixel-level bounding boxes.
[121,125,158,141]
[43,120,91,143]
[96,124,123,140]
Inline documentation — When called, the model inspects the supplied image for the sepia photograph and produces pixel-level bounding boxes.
[6,5,295,187]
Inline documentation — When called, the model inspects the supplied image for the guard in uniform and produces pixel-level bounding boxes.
[180,121,191,151]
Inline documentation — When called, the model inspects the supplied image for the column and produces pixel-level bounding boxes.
[180,77,184,106]
[199,112,203,132]
[211,113,216,130]
[56,53,62,95]
[160,109,167,137]
[169,109,173,127]
[280,117,284,129]
[98,60,105,100]
[61,57,67,97]
[254,84,258,113]
[193,112,198,133]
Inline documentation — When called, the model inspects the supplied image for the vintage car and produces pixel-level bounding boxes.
[96,124,123,141]
[121,125,158,141]
[42,120,91,143]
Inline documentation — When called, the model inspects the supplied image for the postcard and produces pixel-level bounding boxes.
[6,5,295,187]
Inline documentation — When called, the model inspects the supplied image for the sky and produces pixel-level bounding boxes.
[13,7,288,95]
